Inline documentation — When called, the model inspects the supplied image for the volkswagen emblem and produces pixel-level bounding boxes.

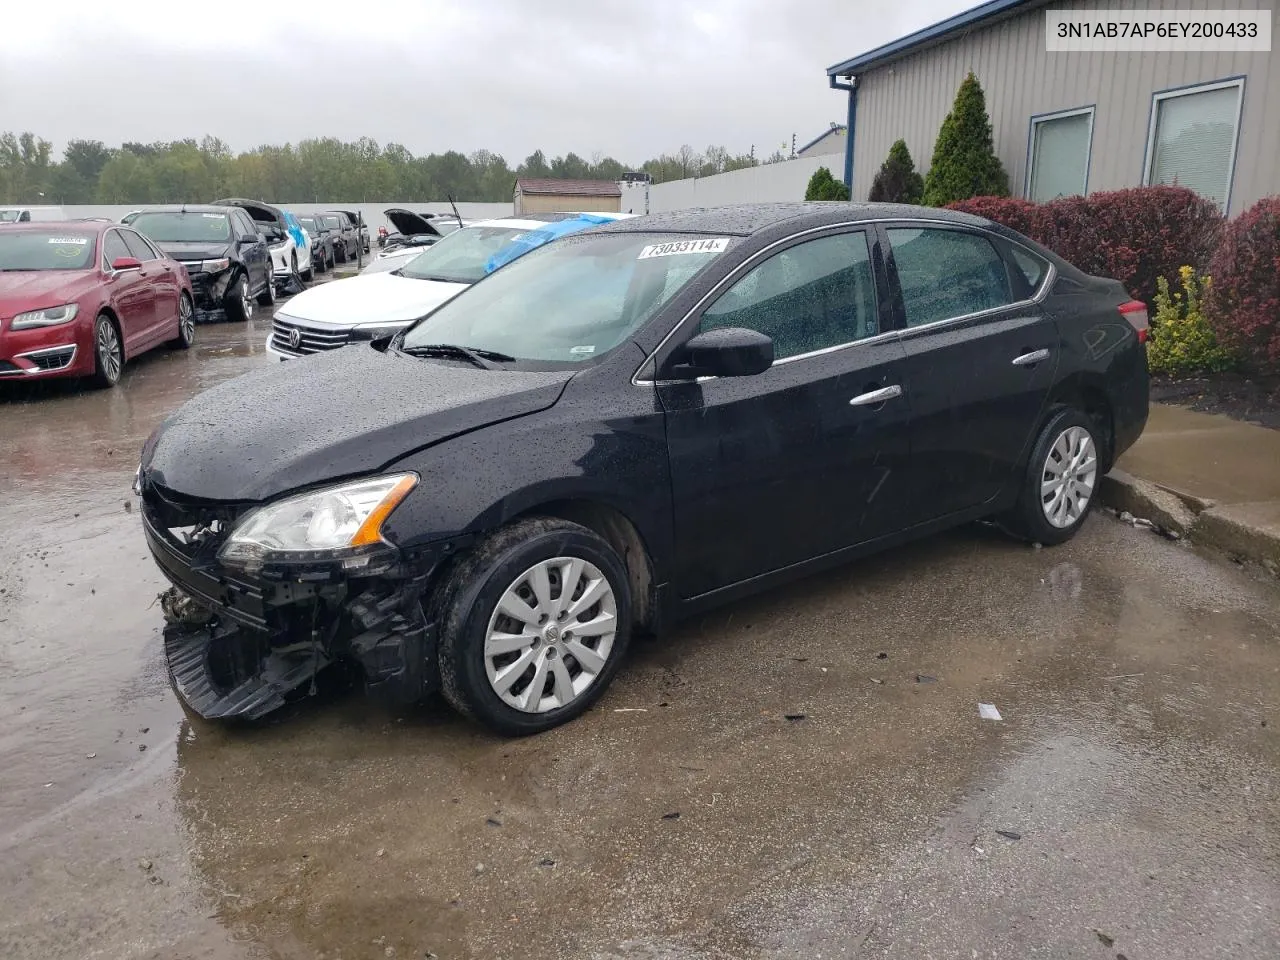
[288,327,302,350]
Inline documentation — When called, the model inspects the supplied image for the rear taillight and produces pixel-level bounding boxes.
[1118,300,1149,344]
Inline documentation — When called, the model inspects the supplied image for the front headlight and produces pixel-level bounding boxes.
[11,304,79,329]
[349,322,409,341]
[218,474,417,569]
[201,258,231,273]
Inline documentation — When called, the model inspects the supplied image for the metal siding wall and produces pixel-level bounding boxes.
[850,0,1278,215]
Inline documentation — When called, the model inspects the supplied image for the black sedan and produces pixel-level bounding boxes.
[137,203,1149,734]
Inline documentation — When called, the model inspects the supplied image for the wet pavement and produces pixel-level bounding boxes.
[2,312,1279,960]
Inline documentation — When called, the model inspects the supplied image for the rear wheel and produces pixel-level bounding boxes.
[225,272,253,322]
[299,249,313,283]
[91,314,123,388]
[168,292,195,349]
[437,518,632,735]
[1000,407,1101,545]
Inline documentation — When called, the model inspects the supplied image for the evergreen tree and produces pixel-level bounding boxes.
[868,139,924,204]
[804,166,851,201]
[921,72,1010,206]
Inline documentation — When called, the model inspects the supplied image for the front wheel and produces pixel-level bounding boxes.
[91,314,123,388]
[437,518,632,736]
[256,264,277,307]
[1001,407,1101,545]
[225,272,253,322]
[300,249,313,283]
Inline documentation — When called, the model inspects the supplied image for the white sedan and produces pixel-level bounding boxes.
[267,213,631,359]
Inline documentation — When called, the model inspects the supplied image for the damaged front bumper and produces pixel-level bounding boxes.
[141,486,462,721]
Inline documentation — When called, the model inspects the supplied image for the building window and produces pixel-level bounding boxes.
[1144,78,1244,211]
[1027,107,1094,202]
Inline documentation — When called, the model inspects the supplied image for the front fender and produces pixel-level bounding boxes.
[380,371,674,582]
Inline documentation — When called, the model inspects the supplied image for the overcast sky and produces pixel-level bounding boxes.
[2,0,972,163]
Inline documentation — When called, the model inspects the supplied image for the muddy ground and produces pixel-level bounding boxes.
[2,307,1279,960]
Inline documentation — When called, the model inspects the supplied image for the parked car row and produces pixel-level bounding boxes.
[268,212,628,358]
[135,202,1151,738]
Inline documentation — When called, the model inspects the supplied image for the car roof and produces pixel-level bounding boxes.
[468,212,635,231]
[2,219,113,234]
[129,205,240,215]
[590,202,990,237]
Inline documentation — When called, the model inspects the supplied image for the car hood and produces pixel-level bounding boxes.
[142,344,574,502]
[153,241,231,262]
[0,269,100,315]
[280,271,468,326]
[384,208,441,237]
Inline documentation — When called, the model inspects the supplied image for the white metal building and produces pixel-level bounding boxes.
[826,0,1278,215]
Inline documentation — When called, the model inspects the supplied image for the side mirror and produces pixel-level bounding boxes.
[667,327,774,379]
[238,234,259,245]
[110,256,142,272]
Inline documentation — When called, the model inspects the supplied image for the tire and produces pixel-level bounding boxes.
[168,292,195,349]
[225,272,253,322]
[437,517,633,736]
[1000,406,1102,545]
[91,313,124,388]
[256,264,277,307]
[336,242,347,265]
[316,251,327,275]
[299,250,313,283]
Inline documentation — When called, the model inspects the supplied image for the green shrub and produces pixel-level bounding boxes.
[1147,266,1236,375]
[868,139,924,204]
[922,72,1010,206]
[1206,196,1280,370]
[804,166,850,201]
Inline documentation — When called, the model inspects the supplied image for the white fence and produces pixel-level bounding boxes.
[59,201,513,231]
[648,156,833,212]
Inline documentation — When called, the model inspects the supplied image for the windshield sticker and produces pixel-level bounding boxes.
[47,237,89,245]
[638,238,728,259]
[570,345,596,355]
[202,213,225,219]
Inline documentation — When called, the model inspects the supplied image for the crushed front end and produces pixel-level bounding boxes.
[139,476,457,721]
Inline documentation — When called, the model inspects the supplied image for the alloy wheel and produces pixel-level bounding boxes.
[241,277,254,320]
[179,295,195,343]
[1040,425,1097,528]
[483,556,618,714]
[97,320,121,382]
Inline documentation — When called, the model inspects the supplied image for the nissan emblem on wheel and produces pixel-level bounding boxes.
[136,202,1149,736]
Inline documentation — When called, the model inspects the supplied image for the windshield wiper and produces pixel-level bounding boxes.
[397,343,515,368]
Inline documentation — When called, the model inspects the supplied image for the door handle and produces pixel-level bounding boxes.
[1012,348,1050,366]
[849,384,902,407]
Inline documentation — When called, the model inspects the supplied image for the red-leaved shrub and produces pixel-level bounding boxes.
[948,186,1223,305]
[1207,196,1280,369]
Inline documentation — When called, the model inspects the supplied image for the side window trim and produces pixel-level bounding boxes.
[878,221,1056,337]
[694,227,885,367]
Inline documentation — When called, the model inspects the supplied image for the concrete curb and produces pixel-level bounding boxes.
[1098,469,1280,577]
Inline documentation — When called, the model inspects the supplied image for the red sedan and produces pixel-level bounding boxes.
[0,221,195,388]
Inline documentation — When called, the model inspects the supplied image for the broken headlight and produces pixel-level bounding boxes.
[218,473,417,570]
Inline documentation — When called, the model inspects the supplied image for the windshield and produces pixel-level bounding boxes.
[398,226,530,284]
[131,211,231,243]
[298,216,321,237]
[0,210,24,223]
[0,231,97,270]
[400,232,733,364]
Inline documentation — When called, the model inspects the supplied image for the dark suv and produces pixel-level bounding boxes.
[139,203,1148,735]
[324,211,359,262]
[332,209,370,254]
[129,206,273,321]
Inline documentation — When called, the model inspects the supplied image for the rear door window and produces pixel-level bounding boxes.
[886,228,1013,327]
